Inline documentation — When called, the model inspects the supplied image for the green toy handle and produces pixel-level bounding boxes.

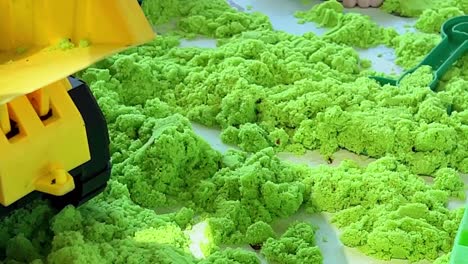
[402,36,468,90]
[450,207,468,264]
[371,16,468,90]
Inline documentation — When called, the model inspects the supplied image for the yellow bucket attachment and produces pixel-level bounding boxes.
[0,0,155,105]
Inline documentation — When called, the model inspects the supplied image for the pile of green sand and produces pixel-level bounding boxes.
[81,23,467,175]
[1,0,466,263]
[380,0,467,18]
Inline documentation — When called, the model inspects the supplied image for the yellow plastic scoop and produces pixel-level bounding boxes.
[0,0,155,105]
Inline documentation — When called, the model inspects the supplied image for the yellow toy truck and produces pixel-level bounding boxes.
[0,0,154,215]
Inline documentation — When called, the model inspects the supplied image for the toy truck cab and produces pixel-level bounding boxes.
[0,0,154,215]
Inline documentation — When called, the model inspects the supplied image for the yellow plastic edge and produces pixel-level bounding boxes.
[0,79,89,206]
[0,0,155,104]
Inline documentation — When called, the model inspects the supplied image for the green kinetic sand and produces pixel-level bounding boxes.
[381,0,468,18]
[380,0,437,17]
[295,1,398,48]
[261,222,323,263]
[0,0,467,263]
[391,32,441,70]
[295,0,344,27]
[315,157,465,261]
[416,7,465,34]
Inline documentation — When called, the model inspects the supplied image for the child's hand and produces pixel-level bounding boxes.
[342,0,384,8]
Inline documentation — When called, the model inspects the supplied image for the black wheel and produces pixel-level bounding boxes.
[48,77,111,208]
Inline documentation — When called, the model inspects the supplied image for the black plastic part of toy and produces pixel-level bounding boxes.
[49,77,111,208]
[0,77,111,217]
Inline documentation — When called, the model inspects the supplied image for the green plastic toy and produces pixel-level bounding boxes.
[451,207,468,264]
[372,15,468,91]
